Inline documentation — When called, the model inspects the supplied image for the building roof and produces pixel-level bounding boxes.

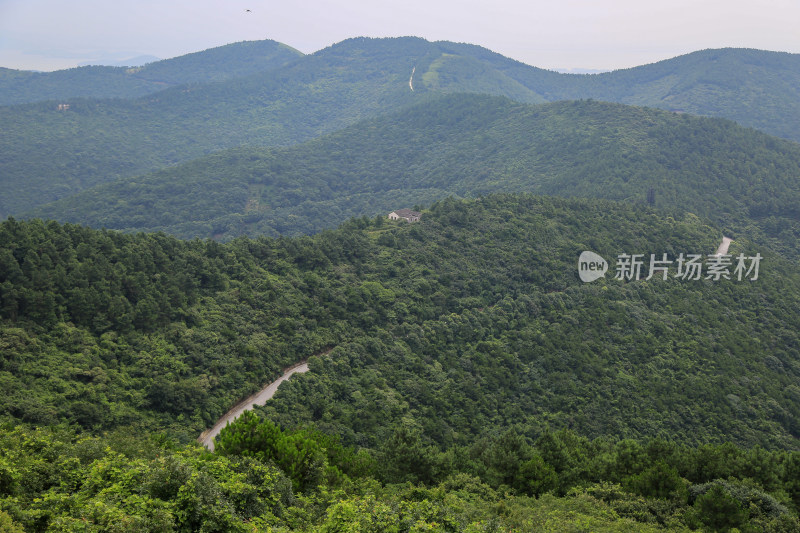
[392,208,422,218]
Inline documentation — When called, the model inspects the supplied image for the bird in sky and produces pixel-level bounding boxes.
[245,9,252,12]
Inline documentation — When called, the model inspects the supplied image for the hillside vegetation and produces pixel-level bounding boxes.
[2,421,798,532]
[0,38,428,217]
[491,46,800,142]
[0,40,303,105]
[3,196,799,446]
[3,38,800,218]
[2,195,800,530]
[29,94,800,260]
[4,36,800,530]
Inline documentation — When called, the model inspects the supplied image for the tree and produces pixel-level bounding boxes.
[624,461,687,501]
[0,510,24,533]
[379,422,441,485]
[517,454,558,497]
[216,411,325,492]
[687,484,748,532]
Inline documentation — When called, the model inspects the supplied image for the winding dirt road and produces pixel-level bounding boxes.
[198,360,311,451]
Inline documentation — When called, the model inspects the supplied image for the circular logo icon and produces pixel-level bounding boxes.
[578,251,608,282]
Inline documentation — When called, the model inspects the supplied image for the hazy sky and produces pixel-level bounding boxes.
[1,0,798,72]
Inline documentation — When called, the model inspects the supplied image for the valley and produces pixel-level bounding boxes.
[1,35,799,531]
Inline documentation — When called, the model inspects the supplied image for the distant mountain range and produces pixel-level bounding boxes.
[3,37,799,140]
[0,40,303,105]
[3,37,800,226]
[28,94,800,260]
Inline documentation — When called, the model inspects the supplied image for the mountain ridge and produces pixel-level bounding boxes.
[3,37,800,219]
[26,94,800,261]
[0,39,304,105]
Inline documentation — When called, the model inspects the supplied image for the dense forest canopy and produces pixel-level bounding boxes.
[26,94,800,262]
[6,194,800,445]
[2,195,800,530]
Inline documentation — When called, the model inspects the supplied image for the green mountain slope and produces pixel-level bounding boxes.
[4,38,800,219]
[427,43,800,142]
[6,426,798,532]
[0,40,304,105]
[30,94,800,259]
[3,195,800,448]
[534,48,800,142]
[0,37,431,217]
[3,196,800,529]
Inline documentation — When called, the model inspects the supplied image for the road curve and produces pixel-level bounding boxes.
[714,236,733,256]
[198,360,310,451]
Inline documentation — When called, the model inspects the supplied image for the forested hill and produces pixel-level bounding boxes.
[5,39,800,142]
[0,40,303,105]
[30,94,800,259]
[3,196,800,530]
[394,42,800,142]
[3,38,800,219]
[0,38,428,217]
[506,47,800,142]
[3,195,799,447]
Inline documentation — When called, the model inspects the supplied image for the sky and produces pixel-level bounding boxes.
[1,0,799,72]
